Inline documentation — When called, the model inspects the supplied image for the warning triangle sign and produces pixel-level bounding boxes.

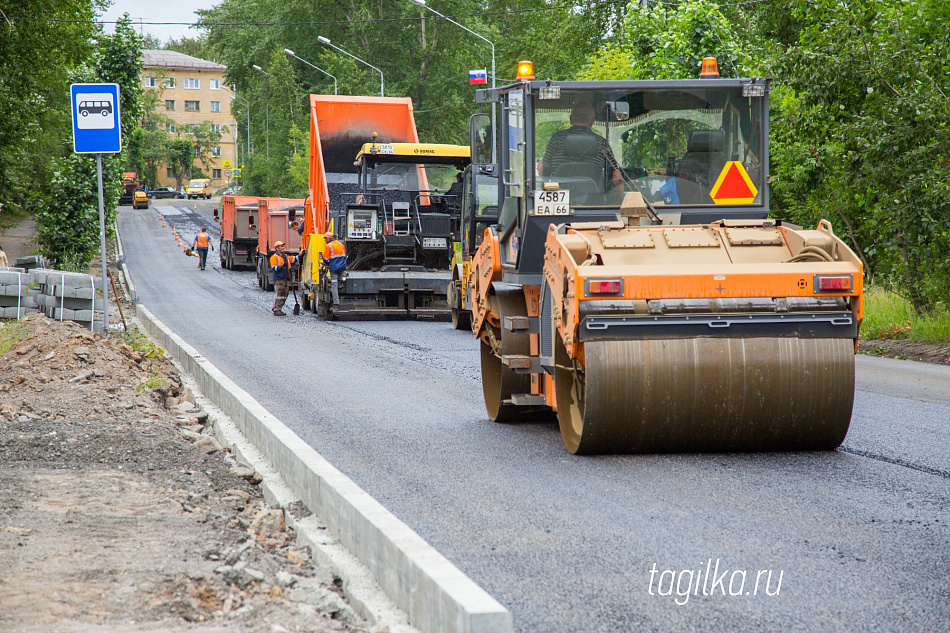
[710,161,758,205]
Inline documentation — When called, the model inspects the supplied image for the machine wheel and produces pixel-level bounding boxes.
[479,289,532,423]
[554,335,855,455]
[301,291,311,312]
[452,306,471,331]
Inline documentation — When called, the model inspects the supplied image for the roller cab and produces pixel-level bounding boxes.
[469,65,865,454]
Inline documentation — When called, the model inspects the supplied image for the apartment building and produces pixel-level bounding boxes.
[142,50,238,190]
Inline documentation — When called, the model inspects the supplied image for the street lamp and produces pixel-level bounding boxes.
[252,64,270,161]
[224,86,250,171]
[408,0,495,160]
[284,48,338,95]
[317,36,384,97]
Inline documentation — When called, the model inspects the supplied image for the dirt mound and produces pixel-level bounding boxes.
[0,314,372,632]
[858,338,950,364]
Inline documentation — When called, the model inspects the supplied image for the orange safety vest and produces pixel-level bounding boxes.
[269,252,295,268]
[195,232,211,248]
[324,240,346,259]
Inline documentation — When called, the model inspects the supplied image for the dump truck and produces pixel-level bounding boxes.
[215,195,260,270]
[296,94,470,319]
[255,198,305,291]
[468,60,864,454]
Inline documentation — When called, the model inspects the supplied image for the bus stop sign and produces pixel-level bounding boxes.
[71,83,122,154]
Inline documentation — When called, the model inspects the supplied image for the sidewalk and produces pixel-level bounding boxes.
[0,214,38,264]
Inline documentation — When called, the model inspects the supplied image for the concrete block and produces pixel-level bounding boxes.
[0,271,33,285]
[0,306,40,318]
[0,295,36,308]
[34,294,103,310]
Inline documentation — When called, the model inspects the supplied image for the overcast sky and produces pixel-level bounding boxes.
[101,0,220,44]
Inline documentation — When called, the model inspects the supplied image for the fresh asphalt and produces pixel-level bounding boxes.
[118,202,950,633]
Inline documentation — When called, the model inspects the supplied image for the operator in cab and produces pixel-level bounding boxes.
[537,102,623,190]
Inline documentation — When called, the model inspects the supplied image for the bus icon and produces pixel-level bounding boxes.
[75,93,116,130]
[79,100,113,117]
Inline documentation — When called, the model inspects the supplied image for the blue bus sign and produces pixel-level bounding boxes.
[71,83,122,154]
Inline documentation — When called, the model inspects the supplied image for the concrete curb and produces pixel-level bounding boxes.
[116,212,512,632]
[136,307,513,633]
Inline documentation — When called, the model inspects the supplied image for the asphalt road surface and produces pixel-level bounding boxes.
[118,203,950,633]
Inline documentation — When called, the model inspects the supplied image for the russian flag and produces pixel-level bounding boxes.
[469,69,487,85]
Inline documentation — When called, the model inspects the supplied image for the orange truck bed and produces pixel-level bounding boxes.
[218,195,261,270]
[258,198,305,255]
[301,95,420,248]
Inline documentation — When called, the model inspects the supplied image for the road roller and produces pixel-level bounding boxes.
[467,60,864,454]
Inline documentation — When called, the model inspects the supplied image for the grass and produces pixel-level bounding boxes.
[861,287,950,344]
[0,320,27,356]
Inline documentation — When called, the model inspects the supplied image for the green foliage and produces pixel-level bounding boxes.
[96,17,144,142]
[0,320,28,356]
[35,152,120,269]
[33,14,144,269]
[862,287,950,343]
[0,0,105,216]
[770,0,950,312]
[581,0,754,81]
[166,138,195,190]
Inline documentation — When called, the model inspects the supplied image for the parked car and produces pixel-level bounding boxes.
[132,190,150,209]
[150,186,184,199]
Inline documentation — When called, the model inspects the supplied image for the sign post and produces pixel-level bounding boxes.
[71,83,122,335]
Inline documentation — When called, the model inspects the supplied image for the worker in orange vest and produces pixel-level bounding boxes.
[322,231,346,306]
[269,241,297,316]
[192,227,213,270]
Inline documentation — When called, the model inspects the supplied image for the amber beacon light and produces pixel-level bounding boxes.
[516,61,535,81]
[699,56,720,78]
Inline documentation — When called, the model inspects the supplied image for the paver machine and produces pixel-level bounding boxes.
[296,94,470,319]
[469,60,864,454]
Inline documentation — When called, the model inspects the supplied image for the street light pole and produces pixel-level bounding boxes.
[284,48,338,95]
[316,36,384,97]
[408,0,495,160]
[252,65,270,161]
[226,86,250,173]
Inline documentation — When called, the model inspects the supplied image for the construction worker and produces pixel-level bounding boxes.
[192,227,213,270]
[269,241,296,316]
[322,231,346,306]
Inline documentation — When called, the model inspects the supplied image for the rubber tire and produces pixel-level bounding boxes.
[479,290,531,423]
[452,306,472,331]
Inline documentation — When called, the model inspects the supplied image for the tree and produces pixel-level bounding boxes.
[166,138,194,190]
[33,14,144,269]
[0,0,105,218]
[769,0,950,311]
[580,0,754,81]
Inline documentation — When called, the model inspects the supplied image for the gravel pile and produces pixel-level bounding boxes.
[0,313,381,632]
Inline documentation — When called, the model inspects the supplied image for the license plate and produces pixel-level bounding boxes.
[534,189,570,215]
[422,237,447,248]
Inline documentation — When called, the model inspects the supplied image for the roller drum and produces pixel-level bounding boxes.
[555,336,855,454]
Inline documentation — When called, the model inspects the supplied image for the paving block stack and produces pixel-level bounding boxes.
[34,270,105,330]
[0,269,38,319]
[0,269,105,330]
